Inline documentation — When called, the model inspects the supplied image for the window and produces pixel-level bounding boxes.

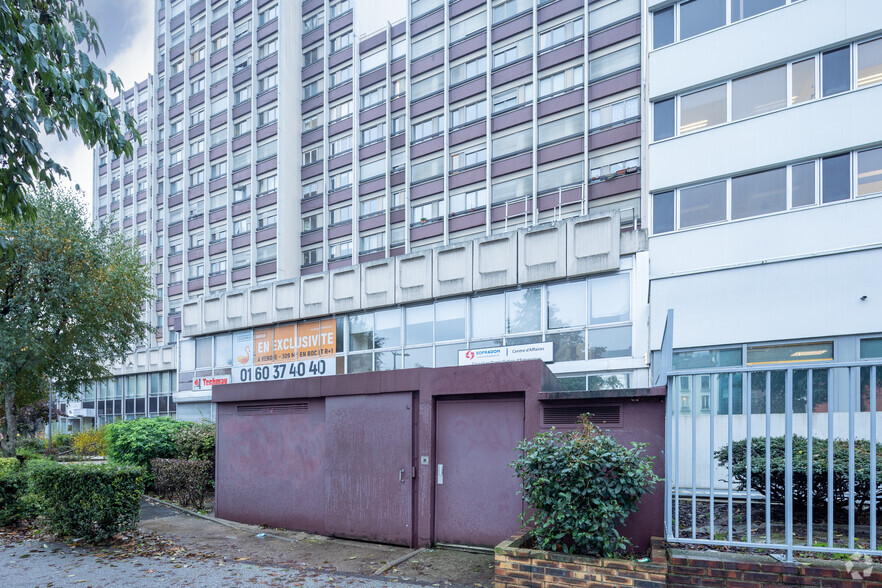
[211,64,228,85]
[210,160,227,179]
[256,243,276,263]
[413,0,443,19]
[169,89,183,106]
[493,37,532,69]
[189,138,204,156]
[234,19,250,41]
[539,65,584,98]
[858,38,882,88]
[169,179,183,195]
[412,114,444,141]
[539,17,583,51]
[302,247,322,266]
[258,72,278,93]
[450,100,486,128]
[210,224,227,242]
[233,85,251,105]
[538,161,583,193]
[330,205,352,225]
[303,11,323,33]
[303,45,323,66]
[679,84,726,134]
[232,149,250,171]
[170,58,184,76]
[329,170,352,191]
[258,4,278,27]
[589,0,639,32]
[450,145,486,170]
[539,113,584,144]
[330,135,353,157]
[303,79,322,100]
[449,188,486,213]
[233,117,251,137]
[361,122,386,145]
[411,156,443,183]
[360,194,385,217]
[450,11,486,43]
[191,46,205,65]
[590,96,639,131]
[680,0,725,40]
[169,148,183,165]
[330,31,353,53]
[731,168,786,219]
[392,114,405,135]
[258,174,277,195]
[232,250,250,269]
[191,15,206,35]
[330,0,351,19]
[450,56,486,85]
[329,100,352,121]
[791,161,816,207]
[491,174,531,204]
[589,146,639,180]
[302,212,323,232]
[189,263,204,279]
[302,179,322,199]
[329,240,352,260]
[258,38,278,59]
[732,66,786,120]
[169,118,183,136]
[360,48,386,72]
[652,191,675,234]
[190,170,204,186]
[411,73,443,100]
[731,0,785,22]
[858,147,882,197]
[412,199,445,223]
[210,258,226,275]
[257,140,277,161]
[210,95,228,116]
[211,127,227,147]
[258,106,277,127]
[212,33,228,53]
[234,54,251,73]
[233,217,250,235]
[791,58,816,104]
[492,0,530,23]
[190,108,205,126]
[411,30,443,59]
[233,183,250,202]
[392,38,406,61]
[680,180,726,228]
[492,129,531,159]
[361,85,385,109]
[329,65,352,87]
[822,46,851,97]
[822,153,850,203]
[169,207,184,224]
[360,232,385,253]
[588,44,639,81]
[492,82,532,113]
[303,146,323,166]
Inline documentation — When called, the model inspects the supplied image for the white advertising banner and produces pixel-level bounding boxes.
[232,358,338,384]
[192,375,230,391]
[457,342,553,366]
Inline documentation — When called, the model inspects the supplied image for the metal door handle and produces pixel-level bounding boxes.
[399,468,405,483]
[437,463,444,485]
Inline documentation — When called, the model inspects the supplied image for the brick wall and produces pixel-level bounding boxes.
[495,535,882,588]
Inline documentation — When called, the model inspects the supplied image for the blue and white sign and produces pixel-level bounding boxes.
[457,342,553,366]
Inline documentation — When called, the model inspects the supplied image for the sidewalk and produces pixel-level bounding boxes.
[139,497,495,587]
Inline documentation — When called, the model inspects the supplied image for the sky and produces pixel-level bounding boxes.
[43,0,154,212]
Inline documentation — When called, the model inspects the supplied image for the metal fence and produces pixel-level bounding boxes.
[665,361,882,560]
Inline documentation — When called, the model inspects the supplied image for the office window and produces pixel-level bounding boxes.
[360,157,386,180]
[590,96,639,131]
[361,86,385,109]
[731,0,784,22]
[450,56,486,85]
[303,145,323,166]
[450,144,486,171]
[858,147,882,197]
[302,179,322,199]
[652,191,675,234]
[411,31,443,60]
[539,113,584,144]
[732,66,786,120]
[302,247,322,266]
[492,129,532,159]
[361,122,386,145]
[491,174,531,204]
[411,73,443,100]
[493,37,532,69]
[360,194,386,217]
[679,180,726,228]
[329,65,352,88]
[360,48,386,72]
[329,135,353,156]
[680,0,725,40]
[679,84,726,134]
[412,114,444,141]
[858,38,882,88]
[492,0,530,24]
[791,58,816,104]
[303,45,323,66]
[233,117,251,137]
[492,82,532,112]
[822,46,851,97]
[328,240,352,260]
[256,243,276,263]
[652,6,675,49]
[450,100,485,128]
[791,162,816,207]
[449,188,486,213]
[539,65,583,97]
[731,168,786,219]
[302,212,323,231]
[331,31,353,53]
[538,161,583,193]
[539,17,583,51]
[329,100,352,121]
[329,170,352,191]
[822,153,850,203]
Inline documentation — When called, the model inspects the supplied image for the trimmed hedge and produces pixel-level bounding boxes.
[28,460,145,541]
[151,458,213,510]
[0,468,26,526]
[105,417,188,471]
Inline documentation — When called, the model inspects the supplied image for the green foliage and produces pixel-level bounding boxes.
[72,427,107,456]
[0,189,152,457]
[0,468,26,526]
[15,438,44,454]
[511,416,660,557]
[716,436,882,516]
[174,421,215,464]
[0,0,139,224]
[0,457,18,474]
[27,460,144,541]
[151,459,213,510]
[47,433,72,451]
[105,418,188,472]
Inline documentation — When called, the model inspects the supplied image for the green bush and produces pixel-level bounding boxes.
[105,417,188,470]
[511,416,660,557]
[151,458,213,510]
[0,469,26,526]
[72,427,107,457]
[47,433,73,451]
[16,437,45,454]
[716,436,882,517]
[28,460,144,542]
[0,457,19,475]
[174,421,215,465]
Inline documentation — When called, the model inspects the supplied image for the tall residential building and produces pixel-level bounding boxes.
[67,0,649,427]
[646,0,882,418]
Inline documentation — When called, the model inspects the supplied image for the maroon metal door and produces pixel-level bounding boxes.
[325,393,414,546]
[434,398,524,546]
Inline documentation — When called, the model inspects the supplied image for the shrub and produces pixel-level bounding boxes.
[47,433,73,451]
[28,460,144,542]
[0,468,26,526]
[715,436,882,517]
[72,427,107,457]
[105,417,188,470]
[511,416,660,557]
[0,457,19,475]
[174,421,215,464]
[151,458,213,510]
[16,437,45,454]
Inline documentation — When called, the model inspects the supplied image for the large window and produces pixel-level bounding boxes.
[653,0,787,49]
[858,38,882,88]
[589,0,640,32]
[679,84,726,134]
[730,168,786,219]
[732,66,786,120]
[588,44,639,81]
[679,180,727,229]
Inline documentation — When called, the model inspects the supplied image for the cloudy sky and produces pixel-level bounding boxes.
[44,0,154,211]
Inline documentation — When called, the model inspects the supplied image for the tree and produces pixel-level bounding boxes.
[0,0,138,226]
[0,189,151,456]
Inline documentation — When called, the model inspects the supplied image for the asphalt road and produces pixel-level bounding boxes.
[1,538,418,588]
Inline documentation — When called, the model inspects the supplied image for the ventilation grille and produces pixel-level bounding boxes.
[542,405,621,427]
[237,402,308,415]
